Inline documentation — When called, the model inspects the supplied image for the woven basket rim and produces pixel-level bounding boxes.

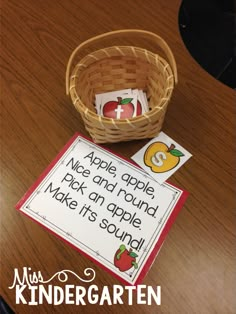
[69,45,175,124]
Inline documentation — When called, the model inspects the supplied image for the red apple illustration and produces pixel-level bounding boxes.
[114,244,138,272]
[103,97,136,119]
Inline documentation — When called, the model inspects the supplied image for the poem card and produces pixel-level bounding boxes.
[16,133,188,286]
[132,132,192,184]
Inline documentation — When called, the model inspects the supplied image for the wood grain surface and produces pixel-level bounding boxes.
[1,0,235,313]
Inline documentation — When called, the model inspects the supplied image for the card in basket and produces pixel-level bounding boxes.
[132,89,149,115]
[101,93,138,119]
[95,89,131,115]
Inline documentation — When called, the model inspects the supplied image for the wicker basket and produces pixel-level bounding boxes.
[66,29,177,143]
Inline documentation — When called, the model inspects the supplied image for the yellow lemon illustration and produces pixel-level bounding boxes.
[144,142,184,173]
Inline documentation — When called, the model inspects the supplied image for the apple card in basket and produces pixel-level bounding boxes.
[101,93,138,119]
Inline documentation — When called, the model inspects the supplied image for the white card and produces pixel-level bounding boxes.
[131,132,192,184]
[16,133,188,286]
[140,91,149,112]
[132,89,146,116]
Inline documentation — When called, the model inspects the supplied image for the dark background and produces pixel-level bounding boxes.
[179,0,236,89]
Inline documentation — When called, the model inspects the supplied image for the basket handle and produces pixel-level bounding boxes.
[66,29,178,95]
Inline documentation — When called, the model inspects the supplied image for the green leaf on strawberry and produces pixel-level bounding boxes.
[120,98,133,105]
[132,261,138,269]
[129,252,138,258]
[169,149,184,157]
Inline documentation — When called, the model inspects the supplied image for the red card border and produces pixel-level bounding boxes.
[16,132,189,286]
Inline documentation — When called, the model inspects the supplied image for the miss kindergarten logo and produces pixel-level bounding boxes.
[8,267,161,306]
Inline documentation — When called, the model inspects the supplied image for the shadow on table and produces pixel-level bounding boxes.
[179,0,236,89]
[0,296,15,314]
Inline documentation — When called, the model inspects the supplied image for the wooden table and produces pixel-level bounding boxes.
[1,0,235,313]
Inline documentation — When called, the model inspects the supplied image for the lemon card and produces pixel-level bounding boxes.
[131,132,192,184]
[16,133,188,286]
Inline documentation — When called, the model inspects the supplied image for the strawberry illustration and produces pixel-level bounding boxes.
[114,244,138,272]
